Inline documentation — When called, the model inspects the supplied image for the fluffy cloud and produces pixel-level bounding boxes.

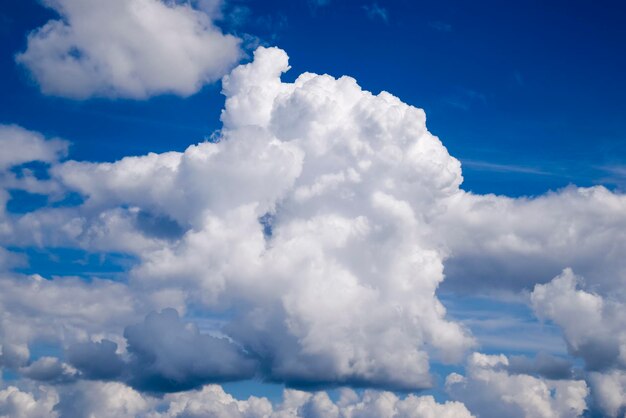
[1,381,474,418]
[438,187,626,296]
[531,270,626,417]
[446,353,588,418]
[54,381,149,418]
[0,125,68,171]
[3,44,626,416]
[155,385,474,418]
[16,0,241,99]
[0,385,59,418]
[0,272,142,373]
[34,46,473,390]
[588,370,626,418]
[123,308,256,392]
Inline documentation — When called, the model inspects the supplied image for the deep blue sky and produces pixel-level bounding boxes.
[2,0,626,196]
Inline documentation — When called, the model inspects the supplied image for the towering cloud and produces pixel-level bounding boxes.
[16,0,241,99]
[33,46,475,391]
[2,46,626,416]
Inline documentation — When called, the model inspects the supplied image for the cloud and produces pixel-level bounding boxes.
[66,340,124,380]
[123,308,257,392]
[507,352,574,380]
[588,370,626,418]
[363,3,389,23]
[35,46,473,391]
[2,44,626,415]
[446,353,588,418]
[0,125,68,171]
[0,386,59,418]
[54,381,149,418]
[531,269,626,372]
[0,273,141,370]
[16,0,241,99]
[2,381,475,418]
[437,186,626,295]
[20,357,77,384]
[429,21,452,32]
[531,269,626,417]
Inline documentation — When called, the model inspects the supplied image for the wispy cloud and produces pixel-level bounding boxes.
[462,159,553,176]
[363,3,389,23]
[442,88,487,111]
[596,164,626,189]
[429,21,452,32]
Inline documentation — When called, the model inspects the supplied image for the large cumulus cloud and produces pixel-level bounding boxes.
[16,0,241,99]
[2,45,626,417]
[38,46,474,390]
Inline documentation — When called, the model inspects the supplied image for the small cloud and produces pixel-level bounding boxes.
[429,21,452,32]
[513,70,524,86]
[363,3,389,23]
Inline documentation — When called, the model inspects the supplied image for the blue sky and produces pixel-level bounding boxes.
[1,1,626,417]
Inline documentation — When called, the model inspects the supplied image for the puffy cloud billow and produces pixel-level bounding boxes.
[16,0,241,99]
[2,46,626,417]
[445,353,588,418]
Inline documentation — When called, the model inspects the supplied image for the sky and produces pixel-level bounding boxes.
[0,1,625,417]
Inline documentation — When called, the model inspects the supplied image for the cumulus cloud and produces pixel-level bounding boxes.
[66,340,124,381]
[123,308,257,392]
[507,352,574,380]
[1,381,475,418]
[0,125,68,171]
[588,370,626,418]
[0,273,141,370]
[155,385,474,418]
[531,269,626,417]
[33,46,473,391]
[16,0,241,99]
[3,44,626,417]
[446,353,588,418]
[0,385,59,418]
[54,381,149,418]
[20,357,77,384]
[438,187,626,296]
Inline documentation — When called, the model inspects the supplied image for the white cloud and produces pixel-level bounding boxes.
[446,353,589,418]
[0,273,141,365]
[2,44,626,416]
[1,381,474,418]
[16,0,241,99]
[55,381,149,418]
[588,370,626,418]
[531,270,626,417]
[438,186,626,296]
[0,385,59,418]
[35,46,473,390]
[0,125,68,171]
